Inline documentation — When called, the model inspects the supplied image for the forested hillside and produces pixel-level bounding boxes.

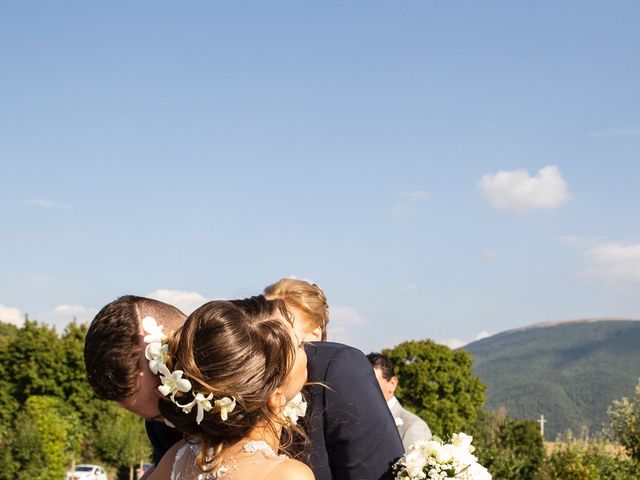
[464,319,640,439]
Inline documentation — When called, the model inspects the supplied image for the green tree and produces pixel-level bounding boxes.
[537,441,640,480]
[5,321,66,402]
[9,409,44,480]
[92,403,151,473]
[0,388,20,480]
[383,340,485,436]
[0,322,19,397]
[10,396,82,480]
[471,410,545,480]
[61,321,95,418]
[608,381,640,461]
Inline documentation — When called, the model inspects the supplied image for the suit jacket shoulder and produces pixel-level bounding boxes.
[146,420,184,464]
[390,400,432,450]
[304,342,404,480]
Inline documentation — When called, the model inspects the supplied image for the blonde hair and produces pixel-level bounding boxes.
[264,279,329,341]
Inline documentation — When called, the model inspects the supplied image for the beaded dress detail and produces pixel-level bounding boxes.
[170,440,287,480]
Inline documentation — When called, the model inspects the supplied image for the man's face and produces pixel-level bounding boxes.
[278,319,308,401]
[118,315,184,420]
[287,304,323,342]
[373,367,398,401]
[118,334,163,420]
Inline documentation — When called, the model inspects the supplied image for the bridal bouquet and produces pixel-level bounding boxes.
[394,433,491,480]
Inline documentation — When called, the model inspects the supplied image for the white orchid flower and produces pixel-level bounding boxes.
[175,396,196,413]
[158,369,192,398]
[282,392,307,424]
[215,396,236,421]
[145,341,169,374]
[142,316,167,343]
[193,392,214,424]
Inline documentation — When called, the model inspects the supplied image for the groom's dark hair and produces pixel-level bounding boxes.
[84,295,186,400]
[366,352,395,380]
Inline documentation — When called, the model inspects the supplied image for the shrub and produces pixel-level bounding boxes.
[537,441,640,480]
[470,410,545,480]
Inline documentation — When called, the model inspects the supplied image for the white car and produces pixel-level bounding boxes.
[65,465,108,480]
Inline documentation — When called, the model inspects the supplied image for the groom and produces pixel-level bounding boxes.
[84,295,403,480]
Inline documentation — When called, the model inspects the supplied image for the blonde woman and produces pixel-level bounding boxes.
[264,279,329,342]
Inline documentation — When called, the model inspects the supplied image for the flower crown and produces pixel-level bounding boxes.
[143,316,236,425]
[142,316,307,427]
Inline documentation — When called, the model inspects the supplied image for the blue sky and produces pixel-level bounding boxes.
[2,1,639,353]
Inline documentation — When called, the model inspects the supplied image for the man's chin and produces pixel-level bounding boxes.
[117,399,161,420]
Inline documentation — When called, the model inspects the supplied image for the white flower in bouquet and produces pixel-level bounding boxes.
[402,449,428,479]
[394,433,491,480]
[466,462,492,480]
[451,433,474,453]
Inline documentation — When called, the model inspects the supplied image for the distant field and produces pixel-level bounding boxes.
[544,441,626,457]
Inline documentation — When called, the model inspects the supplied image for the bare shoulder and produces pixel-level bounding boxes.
[266,458,314,480]
[147,440,187,480]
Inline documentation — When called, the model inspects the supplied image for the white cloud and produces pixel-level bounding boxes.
[475,331,491,340]
[399,191,429,200]
[27,199,72,210]
[0,304,23,327]
[146,289,209,315]
[564,238,640,297]
[327,306,366,345]
[390,190,429,216]
[584,241,640,287]
[589,127,640,139]
[37,304,99,330]
[478,165,570,213]
[400,284,417,291]
[438,331,492,350]
[440,338,467,349]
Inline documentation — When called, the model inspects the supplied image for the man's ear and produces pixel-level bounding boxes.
[389,376,399,393]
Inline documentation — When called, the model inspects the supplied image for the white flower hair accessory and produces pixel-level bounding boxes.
[142,316,236,425]
[282,392,307,425]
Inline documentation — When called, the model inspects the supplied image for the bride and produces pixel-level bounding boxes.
[146,299,314,480]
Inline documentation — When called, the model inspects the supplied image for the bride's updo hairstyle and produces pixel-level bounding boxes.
[158,298,301,470]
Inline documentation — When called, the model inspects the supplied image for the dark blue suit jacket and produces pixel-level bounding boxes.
[302,342,404,479]
[147,342,403,479]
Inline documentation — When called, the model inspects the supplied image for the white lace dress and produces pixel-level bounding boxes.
[170,440,288,480]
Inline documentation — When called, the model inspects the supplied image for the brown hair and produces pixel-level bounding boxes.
[84,295,186,400]
[158,298,303,470]
[264,278,329,340]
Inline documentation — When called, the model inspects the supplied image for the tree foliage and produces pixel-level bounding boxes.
[608,381,640,461]
[0,320,151,476]
[5,321,67,402]
[92,403,151,469]
[383,339,485,436]
[470,409,545,480]
[537,441,640,480]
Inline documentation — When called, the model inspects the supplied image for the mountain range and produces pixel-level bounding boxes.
[463,319,640,439]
